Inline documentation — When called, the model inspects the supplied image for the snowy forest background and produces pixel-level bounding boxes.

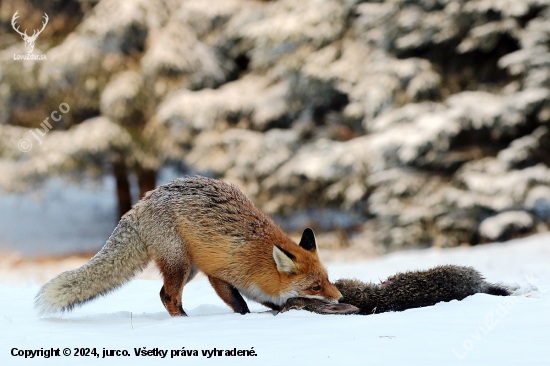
[2,0,550,260]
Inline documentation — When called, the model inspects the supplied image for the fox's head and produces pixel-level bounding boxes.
[273,228,343,304]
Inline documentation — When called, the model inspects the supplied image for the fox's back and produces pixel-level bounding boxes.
[138,176,291,285]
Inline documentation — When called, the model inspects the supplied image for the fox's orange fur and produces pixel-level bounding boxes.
[35,176,342,316]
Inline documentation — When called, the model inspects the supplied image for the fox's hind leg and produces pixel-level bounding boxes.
[208,276,250,315]
[140,203,193,317]
[157,256,192,316]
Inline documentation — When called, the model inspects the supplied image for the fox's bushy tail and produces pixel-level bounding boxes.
[35,212,150,315]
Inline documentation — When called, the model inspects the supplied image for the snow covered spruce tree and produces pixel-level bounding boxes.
[2,0,550,248]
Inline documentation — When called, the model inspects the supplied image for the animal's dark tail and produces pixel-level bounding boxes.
[484,284,511,296]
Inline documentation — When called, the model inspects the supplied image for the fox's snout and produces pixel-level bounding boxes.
[322,283,344,304]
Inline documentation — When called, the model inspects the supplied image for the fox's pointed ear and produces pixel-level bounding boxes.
[273,245,296,274]
[299,228,317,251]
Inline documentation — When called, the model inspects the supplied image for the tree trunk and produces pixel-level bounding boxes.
[137,167,157,199]
[112,156,132,220]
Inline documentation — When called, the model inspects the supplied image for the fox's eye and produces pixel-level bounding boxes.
[311,285,321,291]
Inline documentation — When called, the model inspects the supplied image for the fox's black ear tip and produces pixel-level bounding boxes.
[304,227,314,235]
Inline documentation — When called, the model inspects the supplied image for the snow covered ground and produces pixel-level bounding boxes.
[1,233,549,365]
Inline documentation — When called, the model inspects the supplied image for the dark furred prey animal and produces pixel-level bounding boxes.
[280,265,511,315]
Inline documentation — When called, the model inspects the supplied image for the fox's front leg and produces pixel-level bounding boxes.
[208,276,250,315]
[261,301,280,311]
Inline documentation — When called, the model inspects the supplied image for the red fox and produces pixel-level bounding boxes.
[35,176,343,316]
